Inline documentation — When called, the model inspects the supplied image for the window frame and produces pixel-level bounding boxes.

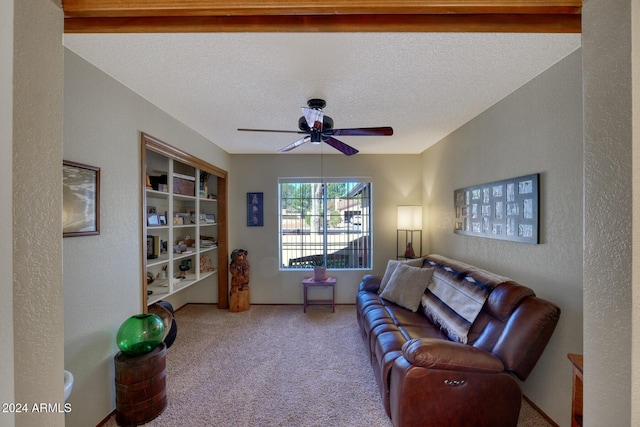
[278,177,373,271]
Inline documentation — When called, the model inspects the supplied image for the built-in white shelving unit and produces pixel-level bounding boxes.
[141,133,228,310]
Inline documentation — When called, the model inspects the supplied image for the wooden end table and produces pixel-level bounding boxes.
[567,353,583,427]
[302,277,336,313]
[115,343,167,426]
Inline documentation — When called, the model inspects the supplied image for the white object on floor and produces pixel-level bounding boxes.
[64,370,74,402]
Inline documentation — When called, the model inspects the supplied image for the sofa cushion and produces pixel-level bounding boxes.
[378,258,424,294]
[379,264,434,312]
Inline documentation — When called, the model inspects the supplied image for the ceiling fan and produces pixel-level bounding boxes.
[237,99,393,156]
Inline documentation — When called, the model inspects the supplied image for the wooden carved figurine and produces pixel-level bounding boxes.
[230,249,250,291]
[229,249,250,312]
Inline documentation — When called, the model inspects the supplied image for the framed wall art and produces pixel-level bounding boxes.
[454,173,539,244]
[63,160,101,237]
[247,192,263,226]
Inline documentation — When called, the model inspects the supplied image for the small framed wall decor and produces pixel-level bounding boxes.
[247,192,263,226]
[454,173,539,244]
[63,160,100,237]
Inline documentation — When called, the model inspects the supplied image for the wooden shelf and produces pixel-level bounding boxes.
[146,253,170,267]
[146,189,168,198]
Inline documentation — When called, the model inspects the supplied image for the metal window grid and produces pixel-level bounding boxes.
[280,181,371,269]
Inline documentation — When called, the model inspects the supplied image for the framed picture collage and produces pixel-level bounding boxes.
[454,173,539,244]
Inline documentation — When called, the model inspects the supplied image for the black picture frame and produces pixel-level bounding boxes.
[63,160,100,237]
[247,192,263,226]
[454,173,539,244]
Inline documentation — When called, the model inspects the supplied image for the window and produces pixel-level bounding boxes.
[279,178,372,270]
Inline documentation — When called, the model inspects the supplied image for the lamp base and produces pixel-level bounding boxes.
[404,242,415,258]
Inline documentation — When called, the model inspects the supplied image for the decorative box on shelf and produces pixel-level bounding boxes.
[173,173,195,196]
[148,174,168,192]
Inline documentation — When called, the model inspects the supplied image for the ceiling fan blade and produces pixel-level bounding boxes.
[331,127,393,137]
[238,128,305,134]
[324,137,359,156]
[278,136,310,153]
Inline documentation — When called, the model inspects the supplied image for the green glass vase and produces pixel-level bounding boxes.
[116,314,165,356]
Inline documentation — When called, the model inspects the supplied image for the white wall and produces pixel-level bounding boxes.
[0,1,15,423]
[0,1,16,425]
[422,50,583,425]
[11,1,65,426]
[229,154,423,303]
[583,1,634,426]
[63,49,230,427]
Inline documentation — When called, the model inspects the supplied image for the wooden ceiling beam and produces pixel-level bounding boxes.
[64,14,581,33]
[62,0,582,33]
[62,0,582,17]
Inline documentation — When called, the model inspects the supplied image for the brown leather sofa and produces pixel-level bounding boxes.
[356,254,560,427]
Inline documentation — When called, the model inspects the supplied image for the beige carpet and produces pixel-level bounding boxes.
[105,304,553,427]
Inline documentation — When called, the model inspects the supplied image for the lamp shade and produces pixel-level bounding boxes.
[397,206,423,230]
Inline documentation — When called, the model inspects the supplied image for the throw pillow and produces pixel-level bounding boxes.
[380,264,435,312]
[378,258,424,294]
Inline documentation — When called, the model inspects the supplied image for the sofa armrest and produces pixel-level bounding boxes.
[402,338,505,373]
[359,275,382,293]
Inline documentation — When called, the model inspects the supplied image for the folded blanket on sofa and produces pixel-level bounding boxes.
[422,267,491,344]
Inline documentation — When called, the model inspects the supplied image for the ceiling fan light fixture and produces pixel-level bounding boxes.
[302,106,324,132]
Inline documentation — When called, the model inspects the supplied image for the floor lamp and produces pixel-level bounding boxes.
[397,206,422,259]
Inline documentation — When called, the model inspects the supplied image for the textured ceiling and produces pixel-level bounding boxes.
[63,32,581,155]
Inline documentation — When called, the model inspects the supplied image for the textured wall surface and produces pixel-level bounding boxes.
[633,1,640,424]
[422,50,583,425]
[12,0,65,426]
[583,1,633,426]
